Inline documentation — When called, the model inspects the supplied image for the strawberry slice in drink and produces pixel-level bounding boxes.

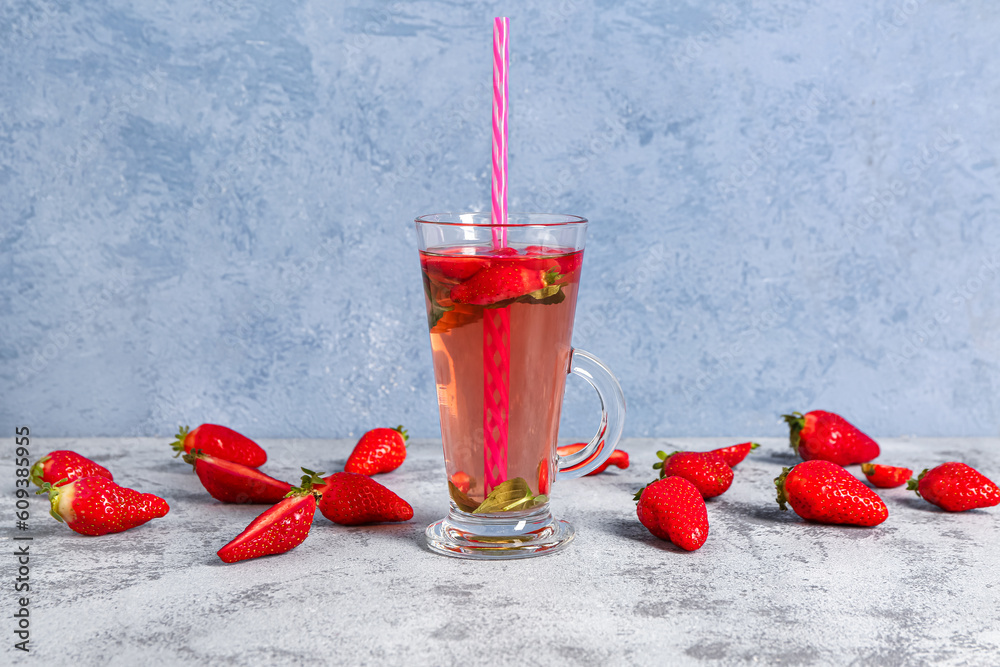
[423,253,492,283]
[556,251,583,275]
[450,263,552,306]
[523,246,582,275]
[519,246,561,273]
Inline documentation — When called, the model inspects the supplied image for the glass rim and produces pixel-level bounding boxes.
[415,212,588,227]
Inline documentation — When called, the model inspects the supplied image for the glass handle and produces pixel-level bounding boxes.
[556,349,626,481]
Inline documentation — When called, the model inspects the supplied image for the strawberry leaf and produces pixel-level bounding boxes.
[633,480,657,503]
[782,412,805,456]
[170,425,190,457]
[29,456,50,487]
[773,467,792,510]
[290,467,326,497]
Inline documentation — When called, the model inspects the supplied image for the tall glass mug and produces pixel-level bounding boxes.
[416,213,625,559]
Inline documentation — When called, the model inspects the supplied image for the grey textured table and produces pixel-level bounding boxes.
[4,437,999,666]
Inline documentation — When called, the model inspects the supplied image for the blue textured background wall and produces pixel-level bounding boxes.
[2,1,998,439]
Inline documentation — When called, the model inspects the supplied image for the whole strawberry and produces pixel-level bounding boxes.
[183,450,291,504]
[775,460,888,526]
[707,442,759,467]
[861,463,913,489]
[37,477,169,536]
[345,426,408,475]
[783,410,879,466]
[318,472,413,525]
[31,450,113,488]
[218,469,325,563]
[634,476,709,551]
[908,462,1000,512]
[652,450,733,498]
[171,424,267,468]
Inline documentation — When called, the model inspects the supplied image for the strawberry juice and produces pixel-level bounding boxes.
[420,246,583,512]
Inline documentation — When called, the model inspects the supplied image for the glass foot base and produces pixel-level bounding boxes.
[425,504,575,560]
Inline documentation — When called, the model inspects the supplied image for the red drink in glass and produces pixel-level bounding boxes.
[420,247,584,508]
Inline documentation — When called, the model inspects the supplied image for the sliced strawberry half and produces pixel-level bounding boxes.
[217,469,325,563]
[557,442,630,475]
[862,463,913,489]
[183,450,292,504]
[450,264,554,306]
[708,442,759,467]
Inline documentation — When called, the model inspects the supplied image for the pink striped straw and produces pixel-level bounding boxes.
[490,17,509,246]
[483,308,509,494]
[484,16,510,495]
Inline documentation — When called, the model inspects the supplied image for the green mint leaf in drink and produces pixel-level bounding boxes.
[448,481,480,513]
[473,477,533,514]
[424,277,454,329]
[527,284,561,300]
[519,285,565,306]
[427,302,453,329]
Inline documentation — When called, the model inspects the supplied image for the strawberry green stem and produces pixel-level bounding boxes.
[287,468,327,498]
[782,412,805,456]
[907,468,929,496]
[29,455,50,487]
[35,480,69,523]
[773,467,792,511]
[633,480,656,504]
[170,425,191,458]
[652,450,677,477]
[394,425,409,446]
